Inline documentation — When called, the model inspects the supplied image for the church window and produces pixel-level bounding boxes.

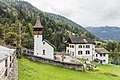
[43,42,45,44]
[43,50,45,55]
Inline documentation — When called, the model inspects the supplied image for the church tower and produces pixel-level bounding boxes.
[34,17,43,56]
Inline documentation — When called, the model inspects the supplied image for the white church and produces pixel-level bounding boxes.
[66,36,110,64]
[33,17,55,59]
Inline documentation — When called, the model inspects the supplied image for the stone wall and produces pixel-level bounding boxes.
[7,58,18,80]
[0,45,17,80]
[23,53,84,71]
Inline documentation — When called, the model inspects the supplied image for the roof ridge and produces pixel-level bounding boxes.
[43,39,55,48]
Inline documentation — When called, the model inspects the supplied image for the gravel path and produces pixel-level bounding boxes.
[55,55,80,64]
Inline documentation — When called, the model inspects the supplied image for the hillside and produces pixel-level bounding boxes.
[0,0,97,51]
[86,26,120,41]
[18,58,120,80]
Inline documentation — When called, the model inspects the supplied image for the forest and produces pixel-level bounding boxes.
[0,0,96,51]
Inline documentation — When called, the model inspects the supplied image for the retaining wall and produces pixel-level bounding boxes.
[23,53,84,71]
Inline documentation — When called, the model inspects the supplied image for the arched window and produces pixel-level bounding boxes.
[78,51,83,55]
[86,51,90,55]
[78,45,82,48]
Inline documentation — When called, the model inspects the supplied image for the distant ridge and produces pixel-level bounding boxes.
[86,26,120,41]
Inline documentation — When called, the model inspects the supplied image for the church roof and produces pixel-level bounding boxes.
[43,39,56,48]
[66,36,93,44]
[95,48,110,54]
[34,17,43,28]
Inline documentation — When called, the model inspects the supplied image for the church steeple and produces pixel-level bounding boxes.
[34,16,43,28]
[34,16,43,35]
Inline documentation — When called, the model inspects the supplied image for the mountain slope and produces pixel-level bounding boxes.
[86,26,120,41]
[0,0,97,51]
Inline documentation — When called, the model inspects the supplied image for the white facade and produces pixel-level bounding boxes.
[66,38,109,64]
[94,51,109,64]
[66,44,95,61]
[34,35,54,59]
[34,35,43,56]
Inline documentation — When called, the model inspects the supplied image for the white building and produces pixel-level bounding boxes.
[0,45,16,80]
[66,36,109,64]
[94,48,110,64]
[34,17,55,59]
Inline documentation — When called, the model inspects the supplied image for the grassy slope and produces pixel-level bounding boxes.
[18,58,120,80]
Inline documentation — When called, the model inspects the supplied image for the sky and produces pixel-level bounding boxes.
[24,0,120,27]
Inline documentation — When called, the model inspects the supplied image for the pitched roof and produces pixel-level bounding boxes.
[66,36,93,44]
[95,48,110,54]
[43,39,56,48]
[34,17,43,28]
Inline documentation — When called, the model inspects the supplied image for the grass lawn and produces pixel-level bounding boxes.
[18,58,120,80]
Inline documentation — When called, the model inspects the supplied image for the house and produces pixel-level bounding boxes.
[94,48,110,64]
[66,36,95,61]
[66,36,110,64]
[0,45,16,80]
[34,17,55,59]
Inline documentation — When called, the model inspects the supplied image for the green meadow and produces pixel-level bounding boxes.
[18,58,120,80]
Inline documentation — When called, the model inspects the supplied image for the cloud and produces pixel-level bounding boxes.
[101,1,120,20]
[25,0,120,27]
